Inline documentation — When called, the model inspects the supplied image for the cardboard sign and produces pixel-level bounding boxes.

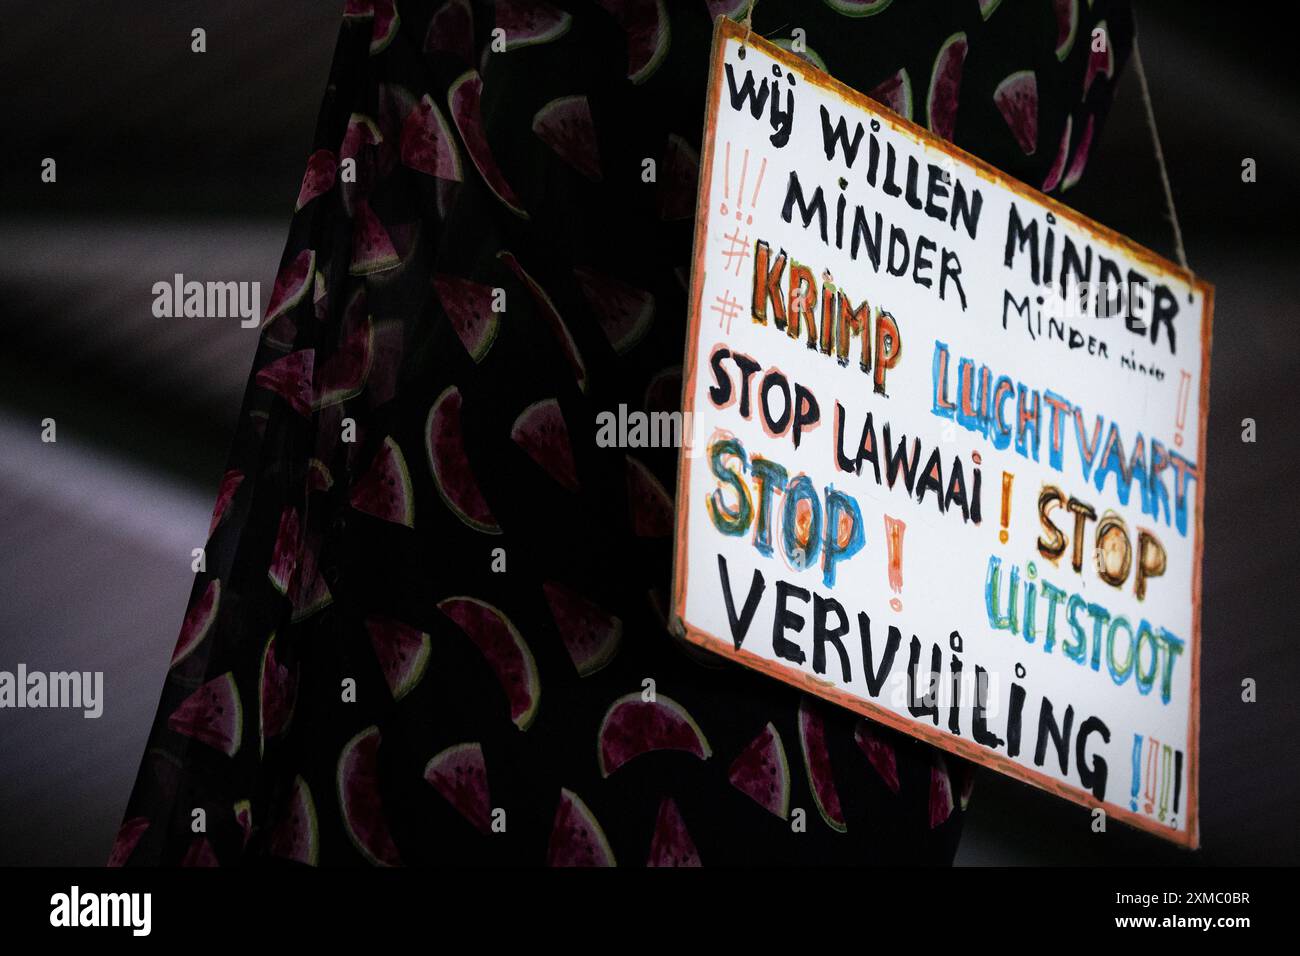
[671,18,1211,847]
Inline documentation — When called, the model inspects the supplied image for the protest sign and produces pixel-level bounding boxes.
[671,18,1211,846]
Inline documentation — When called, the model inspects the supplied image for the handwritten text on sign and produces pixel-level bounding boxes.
[672,20,1211,847]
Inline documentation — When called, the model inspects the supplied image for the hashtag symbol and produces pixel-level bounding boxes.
[711,289,743,334]
[721,228,751,276]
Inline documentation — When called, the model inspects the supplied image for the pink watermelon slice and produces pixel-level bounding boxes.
[107,817,150,867]
[532,95,602,182]
[728,721,790,819]
[349,199,400,276]
[259,631,298,755]
[574,266,654,353]
[595,0,670,84]
[626,456,673,537]
[853,719,900,794]
[798,697,847,832]
[432,273,500,362]
[497,0,572,49]
[1054,0,1079,61]
[181,837,219,867]
[314,287,374,408]
[288,530,332,623]
[929,755,956,827]
[424,742,491,834]
[511,398,578,493]
[346,0,401,55]
[401,93,463,181]
[234,799,253,848]
[547,788,615,866]
[597,692,710,776]
[255,349,314,418]
[448,71,529,218]
[542,580,622,677]
[366,614,431,700]
[338,726,402,866]
[170,579,220,668]
[168,672,243,757]
[657,133,699,221]
[267,506,301,594]
[208,469,244,538]
[826,0,893,16]
[926,31,968,142]
[269,775,319,865]
[646,796,700,867]
[262,249,316,329]
[339,113,382,215]
[1041,115,1073,192]
[497,250,587,391]
[994,69,1039,155]
[1060,113,1095,192]
[1082,21,1114,99]
[424,0,474,64]
[868,68,914,121]
[426,386,500,533]
[295,150,337,211]
[350,436,415,527]
[307,457,333,493]
[643,365,682,416]
[437,597,540,730]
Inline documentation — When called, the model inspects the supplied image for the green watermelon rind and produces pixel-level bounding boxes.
[797,700,848,833]
[367,615,432,701]
[824,0,893,16]
[978,0,1004,20]
[337,726,401,866]
[926,31,968,141]
[437,596,540,730]
[868,67,914,123]
[629,1,671,85]
[170,672,243,757]
[500,2,573,50]
[1054,0,1079,61]
[993,69,1039,156]
[426,386,502,534]
[170,579,220,669]
[772,38,827,73]
[596,692,712,778]
[270,775,320,866]
[351,436,415,528]
[549,788,616,867]
[369,0,400,55]
[730,721,791,820]
[258,631,295,756]
[423,741,491,833]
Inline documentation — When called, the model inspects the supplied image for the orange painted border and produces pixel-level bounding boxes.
[671,17,1211,849]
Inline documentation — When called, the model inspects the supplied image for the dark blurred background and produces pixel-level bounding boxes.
[1,1,1296,865]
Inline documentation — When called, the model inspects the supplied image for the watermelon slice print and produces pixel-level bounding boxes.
[438,597,540,730]
[267,506,301,593]
[597,692,711,776]
[168,672,243,757]
[350,436,414,527]
[496,0,572,50]
[511,398,578,493]
[728,721,791,819]
[433,273,501,363]
[255,349,314,418]
[262,248,316,329]
[854,719,901,794]
[424,742,492,834]
[926,32,968,142]
[573,266,654,354]
[269,775,319,865]
[868,67,913,121]
[646,796,700,866]
[426,385,500,533]
[401,93,463,182]
[798,697,847,832]
[993,70,1039,155]
[448,71,529,218]
[258,631,298,755]
[542,580,622,677]
[295,149,337,211]
[825,0,894,17]
[547,788,615,866]
[424,0,474,64]
[533,95,603,182]
[595,0,671,84]
[170,579,220,668]
[338,726,402,866]
[207,469,244,538]
[365,614,431,701]
[1053,0,1079,61]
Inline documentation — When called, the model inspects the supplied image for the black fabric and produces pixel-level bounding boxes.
[113,0,1132,867]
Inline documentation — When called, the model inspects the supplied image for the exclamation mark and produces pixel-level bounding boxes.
[1144,737,1159,814]
[1172,749,1183,824]
[1174,370,1192,447]
[1130,734,1143,811]
[998,472,1014,544]
[883,515,906,612]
